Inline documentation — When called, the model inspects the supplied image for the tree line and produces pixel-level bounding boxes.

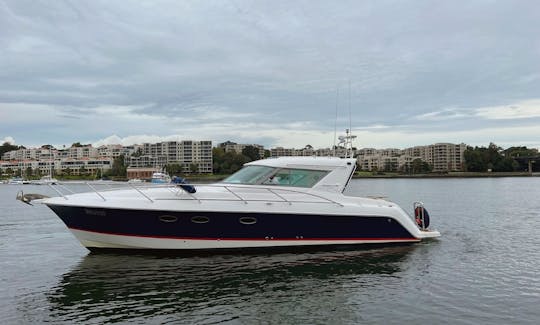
[464,143,538,172]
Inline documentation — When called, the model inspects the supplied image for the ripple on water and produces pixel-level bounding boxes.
[2,179,540,324]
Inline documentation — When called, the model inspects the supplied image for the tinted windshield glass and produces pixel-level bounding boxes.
[262,168,329,188]
[222,165,275,184]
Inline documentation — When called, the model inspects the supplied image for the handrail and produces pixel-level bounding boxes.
[267,188,291,205]
[43,182,345,207]
[47,183,69,200]
[128,183,154,203]
[86,182,106,201]
[224,186,248,204]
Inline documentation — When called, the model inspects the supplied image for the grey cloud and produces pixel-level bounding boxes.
[1,0,540,147]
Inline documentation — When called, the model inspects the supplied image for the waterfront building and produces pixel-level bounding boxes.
[58,158,113,175]
[270,146,349,158]
[126,167,155,180]
[357,143,466,172]
[429,143,467,172]
[128,155,167,169]
[132,140,212,174]
[66,145,98,159]
[98,144,139,158]
[270,147,296,157]
[0,157,112,176]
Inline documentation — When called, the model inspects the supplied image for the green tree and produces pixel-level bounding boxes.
[410,159,432,174]
[189,163,199,174]
[0,142,19,157]
[504,146,538,158]
[165,163,184,176]
[494,157,517,172]
[464,147,486,172]
[411,158,423,174]
[212,147,249,174]
[110,154,127,177]
[131,147,143,157]
[464,143,513,172]
[242,146,260,161]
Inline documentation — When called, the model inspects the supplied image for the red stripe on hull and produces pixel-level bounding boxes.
[68,227,419,242]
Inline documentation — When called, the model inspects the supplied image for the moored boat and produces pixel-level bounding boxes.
[8,177,25,185]
[31,175,59,185]
[150,172,171,184]
[18,155,440,251]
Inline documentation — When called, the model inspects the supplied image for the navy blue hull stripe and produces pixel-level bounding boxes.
[47,204,416,240]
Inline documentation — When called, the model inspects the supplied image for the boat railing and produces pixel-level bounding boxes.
[413,201,427,230]
[44,181,345,207]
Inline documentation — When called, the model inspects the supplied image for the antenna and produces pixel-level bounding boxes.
[333,87,339,157]
[348,80,352,135]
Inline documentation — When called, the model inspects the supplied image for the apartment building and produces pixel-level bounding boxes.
[98,144,139,158]
[270,146,349,158]
[357,143,467,172]
[0,158,112,176]
[134,140,213,173]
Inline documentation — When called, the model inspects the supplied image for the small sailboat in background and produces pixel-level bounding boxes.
[32,175,58,185]
[32,160,58,185]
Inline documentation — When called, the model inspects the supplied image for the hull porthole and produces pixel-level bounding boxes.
[191,216,209,224]
[239,216,257,225]
[159,215,178,223]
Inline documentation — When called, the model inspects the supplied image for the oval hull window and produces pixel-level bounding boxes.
[159,215,178,223]
[239,217,257,225]
[191,216,209,224]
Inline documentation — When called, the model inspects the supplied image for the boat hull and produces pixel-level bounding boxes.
[46,204,419,250]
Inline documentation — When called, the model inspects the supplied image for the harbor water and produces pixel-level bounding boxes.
[1,178,539,324]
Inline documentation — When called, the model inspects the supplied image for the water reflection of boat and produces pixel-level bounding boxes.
[46,246,417,323]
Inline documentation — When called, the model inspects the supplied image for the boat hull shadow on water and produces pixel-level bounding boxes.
[17,156,440,252]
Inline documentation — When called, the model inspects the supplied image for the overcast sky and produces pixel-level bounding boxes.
[1,0,539,150]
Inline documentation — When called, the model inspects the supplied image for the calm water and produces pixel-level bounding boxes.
[1,178,540,324]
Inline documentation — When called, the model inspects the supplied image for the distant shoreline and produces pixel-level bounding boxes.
[2,172,539,183]
[353,172,540,178]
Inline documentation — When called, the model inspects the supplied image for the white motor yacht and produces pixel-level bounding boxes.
[18,156,440,251]
[150,172,171,184]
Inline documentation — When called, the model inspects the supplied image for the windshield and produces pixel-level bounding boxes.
[222,165,275,184]
[261,168,329,187]
[223,165,329,188]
